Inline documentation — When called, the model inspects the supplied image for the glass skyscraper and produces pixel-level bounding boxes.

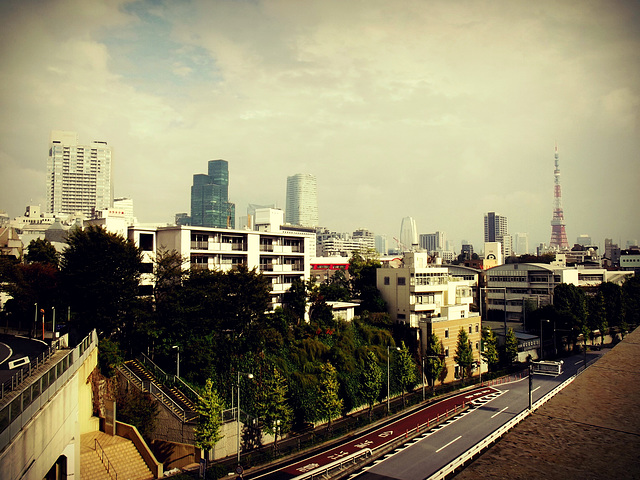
[285,173,318,227]
[191,159,235,228]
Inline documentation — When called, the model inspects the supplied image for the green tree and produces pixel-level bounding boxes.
[316,362,343,429]
[554,283,588,348]
[395,341,417,407]
[194,378,225,456]
[621,276,640,335]
[348,251,385,312]
[319,270,351,302]
[24,238,59,267]
[360,350,383,420]
[98,338,123,377]
[454,328,474,383]
[425,333,444,390]
[504,328,518,365]
[588,293,608,346]
[481,327,499,371]
[117,388,159,441]
[282,277,307,323]
[255,366,292,452]
[60,226,142,339]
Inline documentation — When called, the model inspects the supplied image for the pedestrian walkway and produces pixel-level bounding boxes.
[80,431,154,480]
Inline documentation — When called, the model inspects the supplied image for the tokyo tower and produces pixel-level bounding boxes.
[549,143,569,249]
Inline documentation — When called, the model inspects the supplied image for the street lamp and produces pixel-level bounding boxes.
[172,345,180,378]
[387,345,400,414]
[237,371,254,466]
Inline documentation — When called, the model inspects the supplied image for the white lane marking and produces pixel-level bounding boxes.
[575,360,584,365]
[436,435,462,453]
[532,386,541,393]
[0,343,13,365]
[491,406,509,419]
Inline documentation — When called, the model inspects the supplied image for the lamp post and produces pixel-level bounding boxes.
[52,306,55,340]
[387,345,400,414]
[172,345,180,378]
[33,303,37,338]
[237,371,254,466]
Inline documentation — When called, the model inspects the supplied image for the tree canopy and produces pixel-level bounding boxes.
[454,328,474,382]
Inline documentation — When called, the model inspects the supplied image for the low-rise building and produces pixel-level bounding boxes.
[377,252,482,383]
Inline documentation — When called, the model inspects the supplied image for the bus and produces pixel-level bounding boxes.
[531,360,563,376]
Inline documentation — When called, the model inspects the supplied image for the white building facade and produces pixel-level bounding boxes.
[285,173,318,227]
[47,130,112,218]
[128,223,313,308]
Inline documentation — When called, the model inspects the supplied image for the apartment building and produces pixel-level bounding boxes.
[128,223,313,308]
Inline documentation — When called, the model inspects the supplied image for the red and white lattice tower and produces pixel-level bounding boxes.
[549,143,569,249]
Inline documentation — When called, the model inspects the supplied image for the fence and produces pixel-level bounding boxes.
[0,330,97,454]
[426,365,590,480]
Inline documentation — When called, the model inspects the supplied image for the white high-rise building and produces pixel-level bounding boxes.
[514,232,530,255]
[285,173,318,227]
[399,216,418,251]
[484,212,511,257]
[419,231,446,254]
[47,130,112,218]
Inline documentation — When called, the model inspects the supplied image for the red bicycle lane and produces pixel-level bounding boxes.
[282,385,499,478]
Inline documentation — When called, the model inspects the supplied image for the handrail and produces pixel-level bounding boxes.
[139,353,171,384]
[147,381,187,422]
[139,353,201,406]
[174,375,201,405]
[95,438,118,480]
[118,363,144,387]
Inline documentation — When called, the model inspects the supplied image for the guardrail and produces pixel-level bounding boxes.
[95,438,118,480]
[139,353,201,406]
[426,365,590,480]
[0,335,68,401]
[0,330,97,454]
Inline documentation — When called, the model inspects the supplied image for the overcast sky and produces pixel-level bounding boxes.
[1,0,638,252]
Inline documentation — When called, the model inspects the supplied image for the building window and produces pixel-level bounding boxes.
[397,277,406,286]
[140,262,153,274]
[139,233,154,251]
[475,342,479,350]
[445,348,449,357]
[384,276,390,285]
[445,329,449,338]
[476,324,479,333]
[469,325,472,334]
[397,313,406,320]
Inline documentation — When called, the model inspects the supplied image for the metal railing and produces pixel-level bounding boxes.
[0,335,67,402]
[95,438,118,480]
[139,353,201,406]
[0,330,97,454]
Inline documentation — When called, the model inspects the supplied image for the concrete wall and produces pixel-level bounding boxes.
[0,340,98,480]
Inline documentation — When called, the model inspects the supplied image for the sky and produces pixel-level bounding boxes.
[1,0,639,252]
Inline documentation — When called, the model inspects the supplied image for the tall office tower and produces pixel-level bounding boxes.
[375,235,388,255]
[550,144,569,249]
[461,243,474,260]
[576,234,592,246]
[47,130,112,218]
[419,231,446,253]
[484,212,511,257]
[399,216,418,251]
[285,173,318,227]
[514,233,529,255]
[191,159,235,228]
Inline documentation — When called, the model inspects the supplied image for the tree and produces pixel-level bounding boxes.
[481,327,499,371]
[98,338,124,377]
[424,333,444,390]
[454,328,474,383]
[588,293,607,346]
[319,270,351,302]
[24,238,59,267]
[553,283,587,348]
[60,226,142,340]
[194,378,225,456]
[621,276,640,335]
[395,341,417,407]
[282,277,307,323]
[360,350,383,420]
[255,366,292,452]
[117,388,159,441]
[348,252,385,312]
[316,362,343,430]
[504,328,518,365]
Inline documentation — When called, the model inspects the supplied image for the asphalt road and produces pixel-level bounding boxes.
[350,352,594,480]
[0,333,49,384]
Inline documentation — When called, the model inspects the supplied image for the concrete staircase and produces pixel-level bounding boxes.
[120,359,198,423]
[81,431,154,480]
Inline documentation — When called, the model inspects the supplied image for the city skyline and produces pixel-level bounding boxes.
[1,1,639,250]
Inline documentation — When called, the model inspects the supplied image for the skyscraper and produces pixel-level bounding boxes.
[47,130,112,218]
[191,159,235,228]
[399,216,418,251]
[550,144,569,249]
[285,174,318,227]
[419,231,446,253]
[484,212,512,257]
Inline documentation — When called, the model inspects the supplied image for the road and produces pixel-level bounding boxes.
[350,352,593,480]
[247,352,595,480]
